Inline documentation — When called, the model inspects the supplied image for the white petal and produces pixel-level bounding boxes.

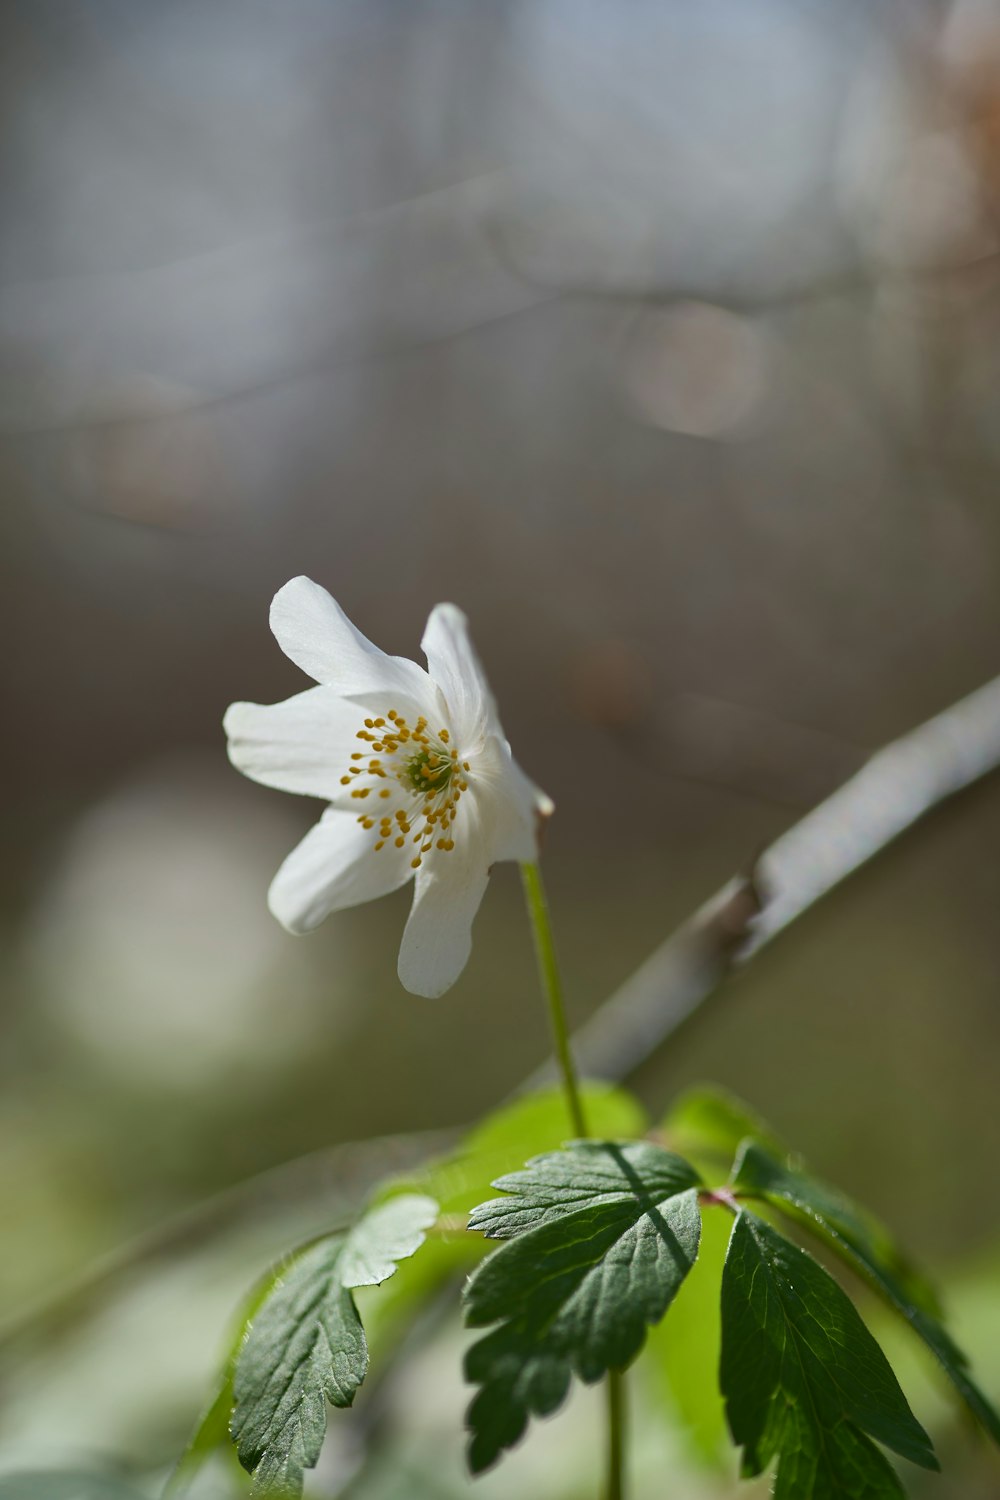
[270,577,433,702]
[396,805,491,997]
[268,807,412,934]
[224,687,363,800]
[472,732,554,863]
[420,603,498,744]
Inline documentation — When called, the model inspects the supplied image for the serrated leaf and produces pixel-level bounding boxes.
[463,1140,702,1473]
[721,1212,938,1498]
[165,1258,286,1497]
[733,1140,1000,1445]
[732,1141,939,1314]
[360,1085,650,1366]
[231,1193,438,1497]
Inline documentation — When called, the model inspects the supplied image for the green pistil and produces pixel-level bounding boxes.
[403,748,452,794]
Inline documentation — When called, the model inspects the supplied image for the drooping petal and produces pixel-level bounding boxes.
[224,687,363,800]
[397,860,490,999]
[268,807,412,933]
[396,809,491,997]
[270,577,432,702]
[473,732,554,863]
[420,603,498,744]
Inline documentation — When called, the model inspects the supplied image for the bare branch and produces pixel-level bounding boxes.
[558,672,1000,1084]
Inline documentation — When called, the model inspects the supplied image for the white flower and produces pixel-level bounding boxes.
[224,577,553,998]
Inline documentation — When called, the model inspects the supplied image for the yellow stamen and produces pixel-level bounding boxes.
[338,708,467,863]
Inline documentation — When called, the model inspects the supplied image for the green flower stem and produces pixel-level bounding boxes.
[520,862,588,1138]
[520,861,625,1500]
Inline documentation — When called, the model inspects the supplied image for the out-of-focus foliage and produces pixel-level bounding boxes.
[230,1196,437,1495]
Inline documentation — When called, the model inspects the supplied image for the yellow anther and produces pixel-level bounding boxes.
[462,761,470,771]
[343,704,468,864]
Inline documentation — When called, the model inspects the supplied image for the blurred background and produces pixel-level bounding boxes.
[3,0,1000,1494]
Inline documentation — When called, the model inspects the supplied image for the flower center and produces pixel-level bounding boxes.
[337,708,470,868]
[403,746,454,795]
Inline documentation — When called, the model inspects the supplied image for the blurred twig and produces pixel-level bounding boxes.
[482,192,1000,315]
[555,670,1000,1084]
[0,1130,451,1351]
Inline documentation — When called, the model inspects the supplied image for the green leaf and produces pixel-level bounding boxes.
[0,1477,147,1500]
[361,1084,649,1363]
[733,1140,1000,1445]
[231,1193,438,1497]
[463,1140,702,1473]
[664,1085,785,1166]
[165,1259,286,1497]
[720,1212,938,1498]
[732,1141,940,1314]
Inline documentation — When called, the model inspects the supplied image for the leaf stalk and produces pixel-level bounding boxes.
[520,861,625,1500]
